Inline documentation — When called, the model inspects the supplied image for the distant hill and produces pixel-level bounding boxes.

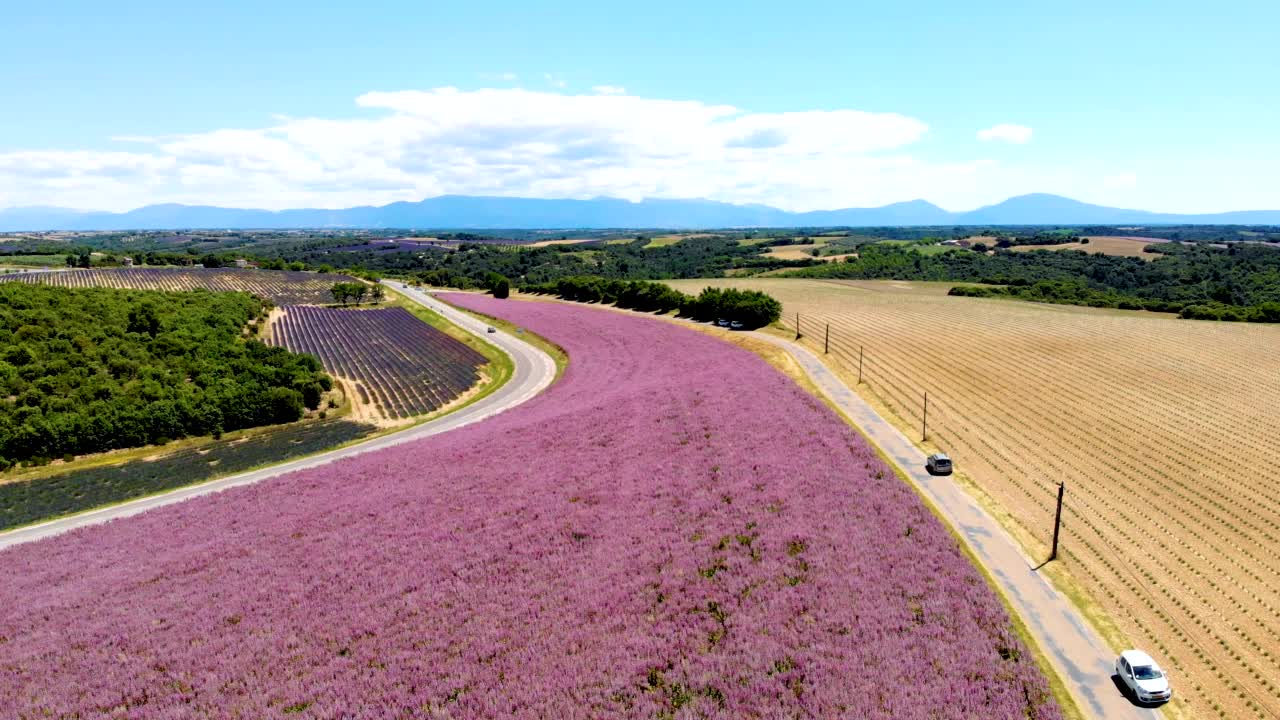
[2,193,1278,231]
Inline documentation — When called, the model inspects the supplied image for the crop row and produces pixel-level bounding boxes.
[0,419,377,532]
[267,305,486,419]
[0,268,359,304]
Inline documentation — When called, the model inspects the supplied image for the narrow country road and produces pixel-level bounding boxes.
[0,286,556,551]
[750,332,1159,720]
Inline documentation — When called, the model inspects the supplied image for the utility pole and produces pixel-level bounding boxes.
[922,391,929,442]
[1050,482,1065,561]
[858,345,863,384]
[824,323,829,354]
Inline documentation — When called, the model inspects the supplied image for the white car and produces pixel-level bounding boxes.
[1116,650,1171,704]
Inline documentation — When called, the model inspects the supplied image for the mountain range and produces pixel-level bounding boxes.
[2,193,1278,231]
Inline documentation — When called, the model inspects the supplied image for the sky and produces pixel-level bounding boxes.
[1,0,1277,213]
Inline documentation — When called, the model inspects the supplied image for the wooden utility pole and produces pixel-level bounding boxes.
[824,323,830,354]
[858,345,863,384]
[1050,482,1065,561]
[922,392,929,442]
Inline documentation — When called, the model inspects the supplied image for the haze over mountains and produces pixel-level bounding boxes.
[2,193,1278,231]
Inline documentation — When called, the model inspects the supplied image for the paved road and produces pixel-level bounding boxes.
[0,286,556,551]
[751,333,1159,720]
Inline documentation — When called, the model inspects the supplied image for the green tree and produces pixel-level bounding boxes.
[126,304,162,337]
[491,276,510,299]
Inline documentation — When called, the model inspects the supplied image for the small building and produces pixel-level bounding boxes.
[234,258,249,268]
[121,256,134,266]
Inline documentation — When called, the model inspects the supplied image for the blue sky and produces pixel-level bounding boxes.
[2,0,1276,212]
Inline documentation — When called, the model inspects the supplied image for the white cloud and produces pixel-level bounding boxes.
[1103,172,1138,188]
[977,123,1033,144]
[542,73,567,89]
[0,87,947,211]
[592,85,626,95]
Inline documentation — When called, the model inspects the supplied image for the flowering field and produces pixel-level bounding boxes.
[0,295,1060,719]
[266,305,487,420]
[0,268,358,304]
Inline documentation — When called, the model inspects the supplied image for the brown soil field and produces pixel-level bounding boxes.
[668,277,1280,720]
[1010,236,1166,260]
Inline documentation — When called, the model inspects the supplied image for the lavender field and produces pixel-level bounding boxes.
[267,305,486,419]
[0,295,1061,719]
[0,268,358,305]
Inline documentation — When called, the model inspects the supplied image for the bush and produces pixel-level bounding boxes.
[491,276,510,299]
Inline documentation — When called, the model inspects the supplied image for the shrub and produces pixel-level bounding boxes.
[492,276,510,299]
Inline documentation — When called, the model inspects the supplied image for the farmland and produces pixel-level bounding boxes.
[1009,235,1165,259]
[669,277,1280,720]
[0,267,359,304]
[265,305,487,422]
[0,295,1061,719]
[0,418,376,531]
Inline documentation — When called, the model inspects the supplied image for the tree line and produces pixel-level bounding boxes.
[0,284,332,468]
[521,275,782,328]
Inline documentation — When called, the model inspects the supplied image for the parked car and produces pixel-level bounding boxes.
[925,453,952,475]
[1116,650,1171,704]
[486,326,496,333]
[729,320,744,330]
[716,318,730,327]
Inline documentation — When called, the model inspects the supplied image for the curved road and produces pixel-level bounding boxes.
[750,332,1158,720]
[0,286,556,551]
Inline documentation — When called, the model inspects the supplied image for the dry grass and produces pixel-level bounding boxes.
[525,237,601,248]
[668,277,1280,720]
[1009,236,1165,260]
[643,233,718,248]
[764,239,827,260]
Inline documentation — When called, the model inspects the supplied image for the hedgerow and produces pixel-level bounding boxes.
[524,275,781,328]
